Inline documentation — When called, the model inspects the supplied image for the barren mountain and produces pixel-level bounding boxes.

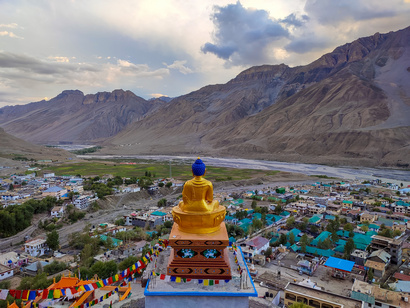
[1,27,409,168]
[0,89,160,144]
[103,27,410,167]
[0,127,71,175]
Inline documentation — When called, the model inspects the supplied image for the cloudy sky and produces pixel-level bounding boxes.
[0,0,409,107]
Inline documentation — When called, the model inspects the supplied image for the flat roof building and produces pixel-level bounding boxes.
[284,282,363,308]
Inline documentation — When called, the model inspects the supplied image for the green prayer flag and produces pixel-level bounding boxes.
[48,290,54,299]
[209,280,214,286]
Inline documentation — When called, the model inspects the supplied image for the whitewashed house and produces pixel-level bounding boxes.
[24,238,48,257]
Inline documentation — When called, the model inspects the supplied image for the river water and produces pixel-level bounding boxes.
[78,155,410,185]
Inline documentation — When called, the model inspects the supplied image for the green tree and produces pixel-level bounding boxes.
[251,200,257,209]
[360,225,369,232]
[46,230,59,251]
[43,261,67,275]
[368,268,374,282]
[393,230,402,237]
[80,244,95,267]
[300,234,308,246]
[310,225,319,234]
[289,232,295,245]
[104,237,114,250]
[279,233,287,245]
[343,238,355,259]
[157,198,167,207]
[115,218,125,226]
[286,216,295,229]
[274,204,283,215]
[331,231,339,246]
[264,247,272,258]
[378,228,393,238]
[344,223,354,232]
[158,182,164,187]
[91,260,118,279]
[252,218,263,230]
[165,182,172,188]
[118,256,139,271]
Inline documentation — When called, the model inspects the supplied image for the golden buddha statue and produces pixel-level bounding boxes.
[172,158,226,234]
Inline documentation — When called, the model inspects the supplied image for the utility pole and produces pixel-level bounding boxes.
[169,160,172,178]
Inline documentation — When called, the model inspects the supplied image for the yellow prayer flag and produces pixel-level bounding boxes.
[132,264,136,270]
[176,277,181,283]
[54,289,61,299]
[204,279,209,286]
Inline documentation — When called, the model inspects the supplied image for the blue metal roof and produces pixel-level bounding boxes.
[44,186,63,192]
[324,256,355,272]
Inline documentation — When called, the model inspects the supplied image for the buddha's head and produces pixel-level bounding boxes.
[192,157,206,176]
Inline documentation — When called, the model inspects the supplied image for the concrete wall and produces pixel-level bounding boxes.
[145,295,249,308]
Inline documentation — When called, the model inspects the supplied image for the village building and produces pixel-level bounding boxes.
[42,186,68,199]
[240,236,269,262]
[0,264,13,281]
[24,238,48,257]
[370,235,405,265]
[284,282,362,308]
[50,205,65,218]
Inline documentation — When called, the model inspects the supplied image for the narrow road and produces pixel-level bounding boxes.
[0,213,48,252]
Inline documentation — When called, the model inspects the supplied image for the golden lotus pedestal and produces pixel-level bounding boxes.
[167,222,232,280]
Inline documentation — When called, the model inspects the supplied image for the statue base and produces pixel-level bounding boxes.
[167,222,232,279]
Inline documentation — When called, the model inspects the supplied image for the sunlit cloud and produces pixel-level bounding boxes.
[163,60,193,74]
[0,31,23,39]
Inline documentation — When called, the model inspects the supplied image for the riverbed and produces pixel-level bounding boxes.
[78,155,410,185]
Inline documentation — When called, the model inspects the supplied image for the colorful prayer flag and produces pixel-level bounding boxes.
[204,279,209,286]
[175,277,181,283]
[41,289,49,299]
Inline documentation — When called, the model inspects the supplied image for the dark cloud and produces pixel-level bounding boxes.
[0,52,99,76]
[305,0,400,25]
[280,13,309,28]
[285,36,330,54]
[201,1,289,66]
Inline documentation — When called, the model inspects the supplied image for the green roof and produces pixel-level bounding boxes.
[311,231,331,246]
[351,291,375,304]
[343,200,353,204]
[99,235,123,247]
[288,228,301,238]
[309,215,321,224]
[151,211,167,216]
[305,246,335,257]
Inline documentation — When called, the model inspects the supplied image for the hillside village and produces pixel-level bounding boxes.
[0,167,410,307]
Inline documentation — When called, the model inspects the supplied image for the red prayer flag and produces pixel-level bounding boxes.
[215,280,219,285]
[42,289,49,299]
[92,283,98,289]
[160,274,166,280]
[108,277,113,284]
[15,290,22,299]
[22,290,29,300]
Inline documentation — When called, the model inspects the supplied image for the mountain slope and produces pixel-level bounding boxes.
[0,27,409,167]
[0,127,70,161]
[103,27,410,167]
[0,89,160,144]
